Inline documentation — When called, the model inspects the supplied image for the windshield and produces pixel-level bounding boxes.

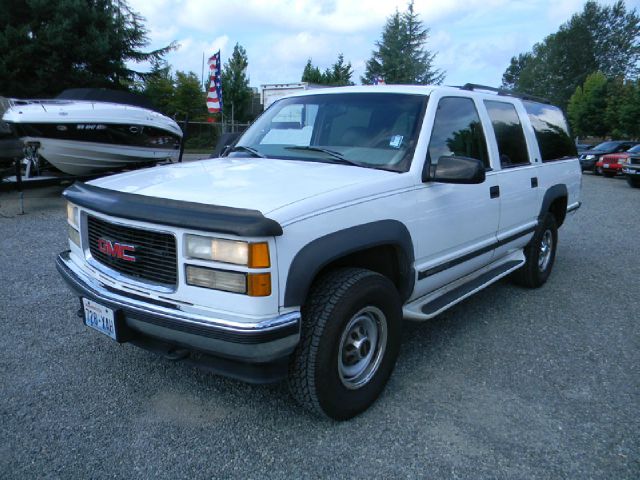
[593,141,622,151]
[627,144,640,154]
[230,93,428,172]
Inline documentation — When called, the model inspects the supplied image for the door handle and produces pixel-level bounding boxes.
[531,177,538,188]
[490,185,500,199]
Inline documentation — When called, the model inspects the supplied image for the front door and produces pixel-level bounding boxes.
[411,96,500,299]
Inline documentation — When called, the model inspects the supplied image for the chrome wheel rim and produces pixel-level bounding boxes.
[338,306,387,390]
[538,230,553,272]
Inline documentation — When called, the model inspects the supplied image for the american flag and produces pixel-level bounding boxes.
[373,76,386,85]
[207,51,223,113]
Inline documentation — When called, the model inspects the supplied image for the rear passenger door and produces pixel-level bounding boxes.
[482,100,539,257]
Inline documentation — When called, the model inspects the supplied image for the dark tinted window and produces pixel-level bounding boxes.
[428,97,489,168]
[485,100,530,167]
[523,101,577,162]
[594,141,623,151]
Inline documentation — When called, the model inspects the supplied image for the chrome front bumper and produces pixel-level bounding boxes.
[56,251,300,364]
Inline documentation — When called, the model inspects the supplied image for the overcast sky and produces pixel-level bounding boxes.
[128,0,629,89]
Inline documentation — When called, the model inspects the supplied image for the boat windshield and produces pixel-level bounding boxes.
[230,93,428,172]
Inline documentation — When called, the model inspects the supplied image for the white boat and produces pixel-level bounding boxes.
[2,89,183,176]
[0,97,23,167]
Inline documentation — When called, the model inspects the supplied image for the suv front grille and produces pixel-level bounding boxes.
[629,157,640,165]
[87,216,177,286]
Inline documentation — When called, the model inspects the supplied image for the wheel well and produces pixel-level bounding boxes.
[315,245,409,299]
[549,197,567,227]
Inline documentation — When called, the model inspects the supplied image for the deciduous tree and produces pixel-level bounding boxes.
[502,1,640,108]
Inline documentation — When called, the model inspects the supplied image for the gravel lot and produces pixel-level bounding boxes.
[0,173,638,479]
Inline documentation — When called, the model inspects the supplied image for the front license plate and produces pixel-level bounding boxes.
[603,164,609,168]
[83,298,117,340]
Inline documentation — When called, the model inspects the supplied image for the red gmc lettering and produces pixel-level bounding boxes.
[97,238,136,262]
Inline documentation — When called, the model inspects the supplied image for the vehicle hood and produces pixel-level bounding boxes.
[90,157,403,222]
[581,149,610,156]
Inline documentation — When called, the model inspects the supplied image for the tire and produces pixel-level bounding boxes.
[288,267,402,420]
[628,177,640,188]
[594,165,602,175]
[511,213,558,288]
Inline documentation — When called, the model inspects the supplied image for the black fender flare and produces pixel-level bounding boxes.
[539,184,568,223]
[283,220,415,308]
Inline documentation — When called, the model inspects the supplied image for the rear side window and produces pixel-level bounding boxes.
[428,97,489,168]
[485,101,530,168]
[523,101,577,162]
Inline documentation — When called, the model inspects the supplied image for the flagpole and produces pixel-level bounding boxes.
[201,52,205,90]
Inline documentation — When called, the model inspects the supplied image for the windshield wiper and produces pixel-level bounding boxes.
[227,145,267,158]
[284,146,363,167]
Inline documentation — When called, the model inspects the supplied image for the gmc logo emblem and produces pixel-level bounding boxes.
[97,238,136,262]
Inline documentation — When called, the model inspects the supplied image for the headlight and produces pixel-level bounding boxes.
[66,202,79,229]
[585,154,595,160]
[185,234,270,267]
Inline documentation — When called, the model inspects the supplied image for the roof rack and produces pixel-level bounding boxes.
[457,83,551,105]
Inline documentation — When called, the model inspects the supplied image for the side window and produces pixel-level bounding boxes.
[484,101,530,168]
[428,97,489,168]
[523,101,577,161]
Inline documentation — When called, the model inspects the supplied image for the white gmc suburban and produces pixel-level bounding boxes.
[57,85,582,420]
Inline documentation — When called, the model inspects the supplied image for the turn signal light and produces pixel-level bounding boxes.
[247,273,271,296]
[248,242,270,268]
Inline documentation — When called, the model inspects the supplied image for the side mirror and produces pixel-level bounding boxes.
[426,155,486,184]
[212,132,242,158]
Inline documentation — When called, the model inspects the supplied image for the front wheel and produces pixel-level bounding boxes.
[512,213,558,288]
[288,268,402,420]
[627,176,640,188]
[594,166,602,175]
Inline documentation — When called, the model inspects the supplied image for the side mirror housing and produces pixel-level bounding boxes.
[212,132,242,158]
[424,155,486,184]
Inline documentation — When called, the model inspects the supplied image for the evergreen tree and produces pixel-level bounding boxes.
[0,0,175,97]
[221,43,253,122]
[362,1,444,85]
[328,54,354,86]
[301,54,354,86]
[301,59,325,84]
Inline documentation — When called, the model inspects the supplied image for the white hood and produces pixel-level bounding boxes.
[90,157,406,222]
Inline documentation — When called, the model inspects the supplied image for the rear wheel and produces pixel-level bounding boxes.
[512,213,558,288]
[288,268,402,420]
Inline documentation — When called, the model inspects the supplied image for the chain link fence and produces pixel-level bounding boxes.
[181,121,251,153]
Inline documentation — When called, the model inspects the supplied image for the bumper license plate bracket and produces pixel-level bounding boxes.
[82,298,130,342]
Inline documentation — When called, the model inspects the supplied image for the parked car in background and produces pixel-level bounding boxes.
[579,141,639,174]
[595,145,640,177]
[576,143,594,154]
[621,149,640,188]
